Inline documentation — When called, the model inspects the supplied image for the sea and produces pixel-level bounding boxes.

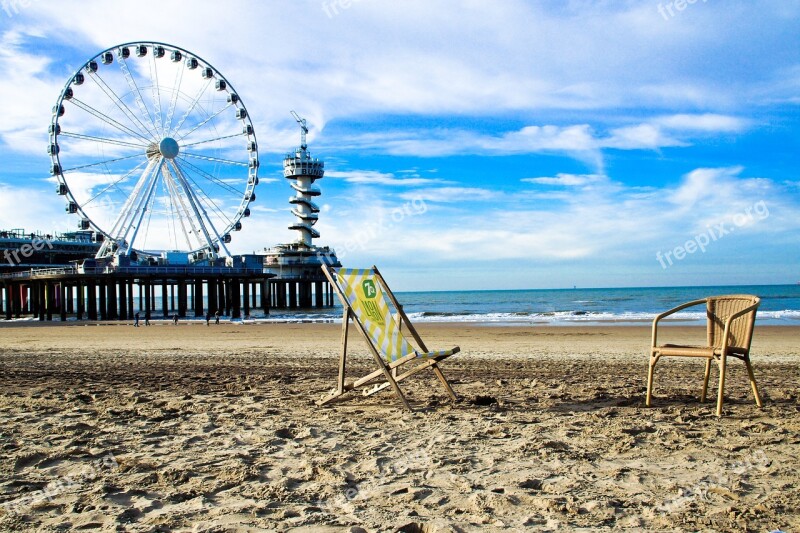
[262,284,800,326]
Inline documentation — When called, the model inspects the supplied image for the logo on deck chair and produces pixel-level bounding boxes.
[359,279,383,324]
[362,279,377,298]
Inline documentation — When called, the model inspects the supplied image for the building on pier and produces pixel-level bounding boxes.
[1,228,99,273]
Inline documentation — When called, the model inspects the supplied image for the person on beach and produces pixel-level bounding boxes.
[173,314,178,325]
[205,311,211,326]
[134,311,140,327]
[215,310,220,324]
[145,310,150,326]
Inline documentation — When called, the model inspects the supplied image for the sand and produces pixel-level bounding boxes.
[0,321,798,532]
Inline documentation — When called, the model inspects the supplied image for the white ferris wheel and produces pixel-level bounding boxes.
[48,41,259,262]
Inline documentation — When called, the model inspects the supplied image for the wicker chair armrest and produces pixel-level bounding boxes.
[651,298,708,349]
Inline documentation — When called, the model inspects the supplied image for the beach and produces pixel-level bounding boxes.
[0,321,798,532]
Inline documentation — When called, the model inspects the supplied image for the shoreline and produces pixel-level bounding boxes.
[2,315,800,326]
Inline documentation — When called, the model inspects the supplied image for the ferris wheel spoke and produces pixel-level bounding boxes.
[160,171,188,248]
[69,98,152,144]
[163,162,206,250]
[60,131,148,150]
[184,180,236,229]
[148,49,164,136]
[86,69,158,140]
[109,160,158,238]
[178,164,235,228]
[83,159,150,208]
[167,160,228,254]
[122,163,163,252]
[180,151,248,167]
[176,157,245,196]
[138,197,157,251]
[197,192,235,233]
[104,158,159,245]
[63,152,145,172]
[175,105,234,142]
[118,54,161,137]
[170,78,215,138]
[164,61,185,136]
[161,177,182,248]
[180,131,243,148]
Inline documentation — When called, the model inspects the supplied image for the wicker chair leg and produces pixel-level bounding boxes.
[716,355,727,417]
[646,355,657,407]
[701,358,712,403]
[745,358,763,408]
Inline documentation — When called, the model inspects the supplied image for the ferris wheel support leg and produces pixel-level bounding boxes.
[123,162,162,255]
[167,160,227,258]
[99,158,158,257]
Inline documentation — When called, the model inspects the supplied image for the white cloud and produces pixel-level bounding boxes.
[435,170,791,267]
[0,183,75,234]
[3,162,796,290]
[321,117,750,162]
[596,114,750,151]
[669,166,744,208]
[321,125,601,161]
[656,114,750,133]
[325,169,446,186]
[522,174,606,187]
[0,3,791,169]
[398,187,501,203]
[601,124,685,150]
[2,1,794,134]
[0,30,63,155]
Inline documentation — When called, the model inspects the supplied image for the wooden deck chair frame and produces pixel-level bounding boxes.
[318,264,459,411]
[646,294,762,417]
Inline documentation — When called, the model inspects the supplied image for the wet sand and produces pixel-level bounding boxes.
[0,321,798,532]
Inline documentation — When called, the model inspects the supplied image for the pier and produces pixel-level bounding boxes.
[1,267,341,321]
[0,266,274,322]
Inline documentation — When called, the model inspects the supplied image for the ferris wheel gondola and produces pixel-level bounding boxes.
[48,41,259,262]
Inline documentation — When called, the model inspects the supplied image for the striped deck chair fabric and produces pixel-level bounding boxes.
[336,268,455,363]
[319,265,460,410]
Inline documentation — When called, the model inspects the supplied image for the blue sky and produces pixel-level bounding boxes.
[0,0,798,290]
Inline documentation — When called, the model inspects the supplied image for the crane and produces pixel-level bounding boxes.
[290,110,308,149]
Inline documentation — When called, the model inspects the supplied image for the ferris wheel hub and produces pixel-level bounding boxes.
[159,137,180,160]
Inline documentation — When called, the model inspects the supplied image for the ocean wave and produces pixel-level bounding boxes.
[406,309,800,325]
[215,308,800,326]
[405,310,658,324]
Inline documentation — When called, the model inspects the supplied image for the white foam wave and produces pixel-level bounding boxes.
[236,309,800,326]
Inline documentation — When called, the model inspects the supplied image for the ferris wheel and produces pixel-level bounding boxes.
[48,41,259,262]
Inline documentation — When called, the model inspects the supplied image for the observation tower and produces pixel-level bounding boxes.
[285,111,323,246]
[261,112,340,309]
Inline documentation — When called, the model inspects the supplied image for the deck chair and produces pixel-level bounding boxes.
[319,264,459,411]
[646,295,762,416]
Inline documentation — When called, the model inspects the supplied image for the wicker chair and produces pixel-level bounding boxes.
[646,295,762,416]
